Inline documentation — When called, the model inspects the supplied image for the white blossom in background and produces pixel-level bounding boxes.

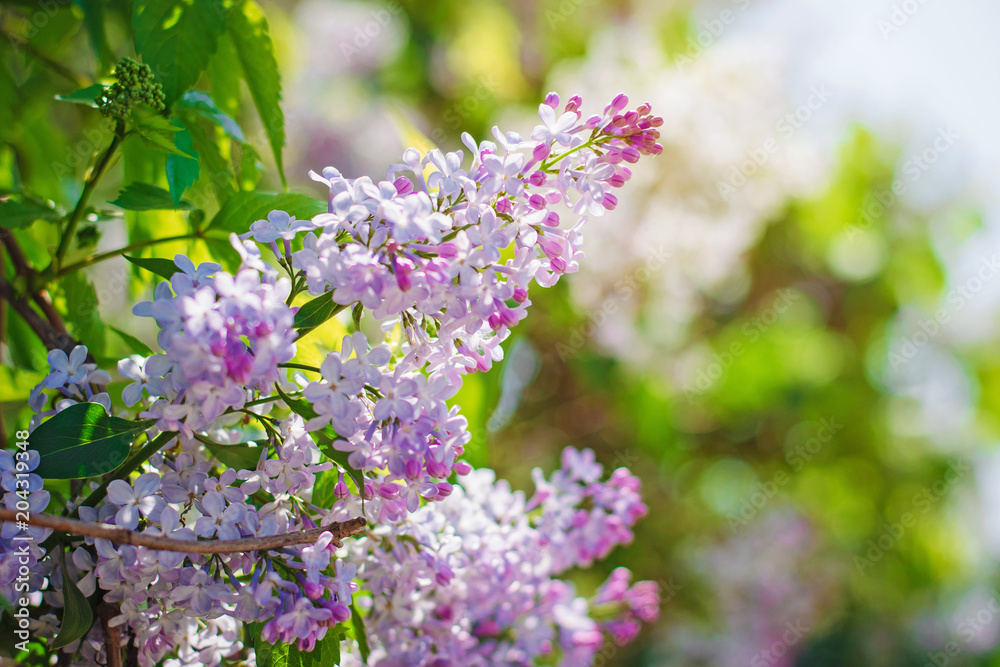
[539,26,829,373]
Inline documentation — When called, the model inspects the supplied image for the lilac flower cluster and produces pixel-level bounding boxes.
[9,93,661,666]
[342,448,658,666]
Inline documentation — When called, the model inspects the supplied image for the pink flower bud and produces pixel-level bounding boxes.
[393,176,413,195]
[602,193,618,210]
[532,142,551,161]
[544,92,560,108]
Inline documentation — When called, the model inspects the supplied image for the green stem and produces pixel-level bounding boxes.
[280,362,322,373]
[57,232,202,277]
[54,124,124,271]
[76,430,177,512]
[541,138,597,171]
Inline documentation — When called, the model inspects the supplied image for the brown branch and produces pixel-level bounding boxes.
[0,272,77,353]
[96,602,122,667]
[0,508,368,553]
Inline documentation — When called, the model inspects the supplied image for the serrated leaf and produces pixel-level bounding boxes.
[124,254,180,280]
[31,403,156,479]
[133,0,227,106]
[228,0,286,187]
[131,110,197,158]
[207,191,325,234]
[55,83,106,107]
[177,113,237,205]
[205,442,263,471]
[294,291,344,339]
[351,603,371,664]
[246,620,342,667]
[166,128,200,205]
[176,91,245,141]
[50,553,93,649]
[109,326,154,357]
[111,183,193,211]
[0,195,62,229]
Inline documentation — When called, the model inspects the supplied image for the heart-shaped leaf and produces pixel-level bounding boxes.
[31,403,156,479]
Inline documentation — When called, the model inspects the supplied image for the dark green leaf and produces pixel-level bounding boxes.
[0,195,61,229]
[124,254,180,280]
[177,114,237,205]
[55,83,106,107]
[50,553,93,649]
[352,303,364,332]
[205,442,263,471]
[351,603,371,664]
[228,0,286,187]
[73,0,115,71]
[208,191,324,234]
[294,291,343,338]
[246,620,342,667]
[176,91,245,141]
[31,403,156,479]
[109,326,154,357]
[275,384,319,421]
[166,128,200,205]
[133,0,228,106]
[207,33,242,116]
[111,183,193,211]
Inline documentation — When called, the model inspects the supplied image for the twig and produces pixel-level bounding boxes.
[0,508,368,553]
[96,602,122,667]
[54,125,123,271]
[0,272,77,353]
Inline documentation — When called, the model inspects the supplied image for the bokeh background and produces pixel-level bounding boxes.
[5,0,1000,664]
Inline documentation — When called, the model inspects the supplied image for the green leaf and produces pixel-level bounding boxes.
[61,272,105,357]
[228,0,286,187]
[50,553,94,649]
[208,191,325,234]
[176,91,245,141]
[73,0,115,71]
[123,254,180,280]
[131,109,198,157]
[166,128,200,205]
[0,195,61,229]
[205,442,263,471]
[177,114,237,205]
[111,183,193,211]
[109,326,154,357]
[133,0,228,106]
[351,603,371,664]
[55,83,106,107]
[294,292,343,339]
[246,620,343,667]
[30,403,156,479]
[6,309,48,371]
